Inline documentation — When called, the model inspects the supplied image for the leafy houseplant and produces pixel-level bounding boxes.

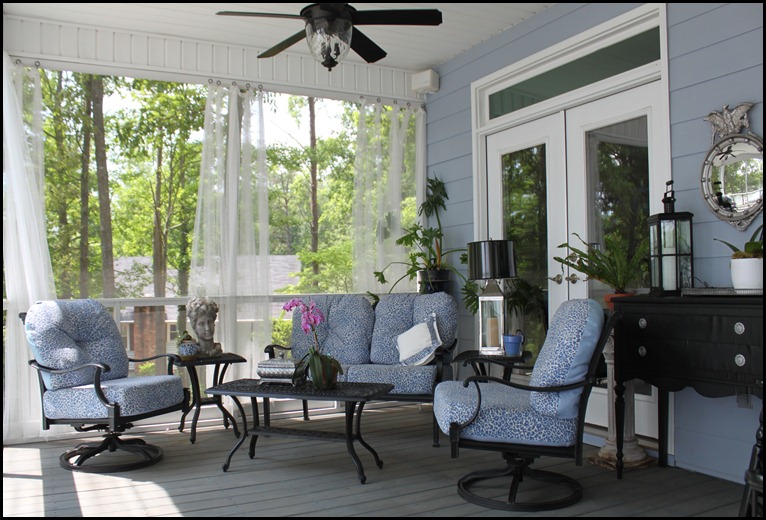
[553,232,649,295]
[283,298,343,390]
[374,175,478,313]
[714,224,763,259]
[714,224,763,290]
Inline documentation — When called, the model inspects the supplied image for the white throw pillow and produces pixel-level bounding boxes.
[397,313,442,366]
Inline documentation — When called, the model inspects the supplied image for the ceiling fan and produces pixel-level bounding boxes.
[217,3,443,71]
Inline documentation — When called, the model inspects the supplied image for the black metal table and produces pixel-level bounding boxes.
[205,379,394,483]
[453,350,532,380]
[173,352,247,443]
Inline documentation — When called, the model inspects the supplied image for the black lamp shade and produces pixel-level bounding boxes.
[468,240,516,280]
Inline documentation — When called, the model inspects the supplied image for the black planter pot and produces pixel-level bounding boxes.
[417,269,451,294]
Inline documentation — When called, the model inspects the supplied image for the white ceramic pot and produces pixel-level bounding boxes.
[730,257,763,290]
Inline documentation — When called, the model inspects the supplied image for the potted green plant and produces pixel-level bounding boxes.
[374,174,479,313]
[553,232,649,309]
[714,224,763,290]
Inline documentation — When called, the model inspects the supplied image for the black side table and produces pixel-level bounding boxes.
[174,352,247,443]
[453,350,532,380]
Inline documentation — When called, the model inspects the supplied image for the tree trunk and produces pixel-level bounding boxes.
[309,97,319,282]
[91,76,116,297]
[79,75,93,298]
[53,71,73,298]
[153,145,167,298]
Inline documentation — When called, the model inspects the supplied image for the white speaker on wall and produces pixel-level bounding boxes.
[411,69,439,94]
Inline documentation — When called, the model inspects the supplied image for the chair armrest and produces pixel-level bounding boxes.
[433,338,458,382]
[28,359,114,408]
[130,353,181,375]
[265,343,292,359]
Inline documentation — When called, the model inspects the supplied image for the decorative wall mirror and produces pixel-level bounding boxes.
[700,102,763,231]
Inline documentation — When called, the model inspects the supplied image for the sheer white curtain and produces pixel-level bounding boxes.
[352,99,426,293]
[3,53,58,443]
[191,85,271,378]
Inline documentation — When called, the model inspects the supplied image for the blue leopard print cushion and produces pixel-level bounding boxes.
[289,295,374,365]
[371,292,457,365]
[25,299,130,390]
[529,298,604,419]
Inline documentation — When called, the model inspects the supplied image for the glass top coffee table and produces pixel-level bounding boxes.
[205,379,394,483]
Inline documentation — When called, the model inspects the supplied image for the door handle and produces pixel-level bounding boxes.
[549,274,563,284]
[565,273,581,284]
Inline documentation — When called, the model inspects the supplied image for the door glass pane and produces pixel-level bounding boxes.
[501,145,548,363]
[585,116,651,302]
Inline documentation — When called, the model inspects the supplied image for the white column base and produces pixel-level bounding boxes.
[588,335,654,471]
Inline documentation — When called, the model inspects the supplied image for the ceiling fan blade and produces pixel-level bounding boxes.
[258,30,307,59]
[352,10,443,26]
[216,11,304,21]
[350,28,387,64]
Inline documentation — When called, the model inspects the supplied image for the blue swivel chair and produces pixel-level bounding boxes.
[434,298,617,511]
[23,299,189,472]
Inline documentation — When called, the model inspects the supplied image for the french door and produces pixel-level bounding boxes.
[486,81,667,436]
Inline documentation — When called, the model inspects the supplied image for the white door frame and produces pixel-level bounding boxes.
[472,4,670,241]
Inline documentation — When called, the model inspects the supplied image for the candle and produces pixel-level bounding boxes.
[487,317,499,348]
[662,256,676,290]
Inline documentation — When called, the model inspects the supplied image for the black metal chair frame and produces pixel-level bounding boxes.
[447,310,619,512]
[28,347,189,473]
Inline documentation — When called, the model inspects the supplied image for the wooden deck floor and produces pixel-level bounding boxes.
[3,404,746,517]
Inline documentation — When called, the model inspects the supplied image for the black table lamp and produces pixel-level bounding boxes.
[468,240,517,355]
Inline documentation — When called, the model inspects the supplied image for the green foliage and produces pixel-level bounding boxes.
[137,362,156,376]
[714,224,763,259]
[374,174,477,313]
[271,318,292,348]
[554,232,649,294]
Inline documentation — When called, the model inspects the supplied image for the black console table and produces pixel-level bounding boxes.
[613,295,763,482]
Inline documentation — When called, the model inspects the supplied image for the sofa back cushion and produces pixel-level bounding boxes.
[529,298,604,419]
[289,295,374,365]
[24,299,130,391]
[371,292,458,365]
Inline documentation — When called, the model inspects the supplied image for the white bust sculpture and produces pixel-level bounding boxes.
[187,297,222,357]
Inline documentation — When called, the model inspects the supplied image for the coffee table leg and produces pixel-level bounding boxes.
[222,396,248,472]
[249,397,259,459]
[355,402,383,469]
[344,401,368,484]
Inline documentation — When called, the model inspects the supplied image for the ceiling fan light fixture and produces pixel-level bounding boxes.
[305,16,352,71]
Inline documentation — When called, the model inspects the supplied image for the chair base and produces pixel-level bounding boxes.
[457,457,582,512]
[60,432,163,473]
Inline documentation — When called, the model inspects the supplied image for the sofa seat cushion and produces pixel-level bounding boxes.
[434,381,577,447]
[371,292,457,365]
[43,374,185,420]
[344,364,437,395]
[289,295,374,365]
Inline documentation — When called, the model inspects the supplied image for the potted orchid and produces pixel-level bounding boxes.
[283,298,343,390]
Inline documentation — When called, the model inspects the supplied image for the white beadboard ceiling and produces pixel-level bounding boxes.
[2,3,554,73]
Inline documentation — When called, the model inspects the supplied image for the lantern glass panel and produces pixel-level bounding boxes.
[677,220,692,254]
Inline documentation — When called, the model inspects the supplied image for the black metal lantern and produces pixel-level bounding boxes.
[467,240,516,355]
[648,181,694,296]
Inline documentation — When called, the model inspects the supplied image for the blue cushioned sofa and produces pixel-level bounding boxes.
[266,292,459,445]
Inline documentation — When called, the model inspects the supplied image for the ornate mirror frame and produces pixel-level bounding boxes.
[700,102,763,231]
